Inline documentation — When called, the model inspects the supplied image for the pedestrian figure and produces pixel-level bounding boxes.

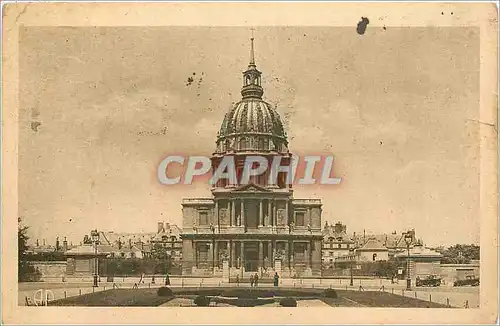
[250,274,255,287]
[133,283,138,289]
[165,273,171,286]
[274,272,279,287]
[254,273,259,287]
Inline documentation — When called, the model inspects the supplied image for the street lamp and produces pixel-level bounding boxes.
[404,232,413,290]
[209,223,215,273]
[90,229,99,287]
[349,254,354,286]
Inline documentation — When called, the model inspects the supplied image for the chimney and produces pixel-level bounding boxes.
[36,239,39,247]
[56,237,60,251]
[157,221,164,233]
[363,230,366,244]
[118,238,122,249]
[129,238,132,249]
[43,239,46,246]
[63,237,68,251]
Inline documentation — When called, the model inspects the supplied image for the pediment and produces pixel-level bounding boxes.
[232,183,271,193]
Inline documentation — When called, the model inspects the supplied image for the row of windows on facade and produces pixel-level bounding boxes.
[215,171,290,188]
[197,208,308,226]
[194,241,314,263]
[322,253,380,263]
[107,250,182,259]
[324,243,352,250]
[217,137,286,153]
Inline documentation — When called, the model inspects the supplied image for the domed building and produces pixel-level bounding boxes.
[181,38,323,278]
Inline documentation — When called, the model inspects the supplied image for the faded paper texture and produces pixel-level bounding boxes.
[2,2,498,325]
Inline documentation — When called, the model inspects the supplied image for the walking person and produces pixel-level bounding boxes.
[254,273,259,287]
[273,272,279,287]
[250,273,255,287]
[165,273,170,286]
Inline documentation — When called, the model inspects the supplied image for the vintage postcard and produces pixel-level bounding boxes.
[2,2,498,325]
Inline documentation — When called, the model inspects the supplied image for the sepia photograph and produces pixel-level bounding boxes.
[2,2,498,325]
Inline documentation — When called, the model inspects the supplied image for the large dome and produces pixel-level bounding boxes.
[214,39,288,155]
[215,99,288,154]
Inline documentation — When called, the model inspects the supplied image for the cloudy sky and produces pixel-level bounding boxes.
[19,26,480,247]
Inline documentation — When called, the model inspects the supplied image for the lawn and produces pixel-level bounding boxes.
[48,287,449,308]
[338,290,449,308]
[48,289,174,306]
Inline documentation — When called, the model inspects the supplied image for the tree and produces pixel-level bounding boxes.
[18,218,41,282]
[436,244,480,264]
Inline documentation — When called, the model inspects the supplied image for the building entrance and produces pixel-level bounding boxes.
[245,200,259,228]
[244,242,259,272]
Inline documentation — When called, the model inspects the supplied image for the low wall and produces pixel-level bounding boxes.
[440,263,479,285]
[29,261,67,279]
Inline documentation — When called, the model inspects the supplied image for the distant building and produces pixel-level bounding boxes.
[394,243,442,283]
[355,238,389,262]
[150,222,182,262]
[352,229,421,259]
[63,222,181,276]
[321,222,354,269]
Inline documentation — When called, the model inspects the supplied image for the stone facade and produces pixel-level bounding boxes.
[181,38,323,278]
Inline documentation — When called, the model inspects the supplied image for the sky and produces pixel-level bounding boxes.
[18,26,480,248]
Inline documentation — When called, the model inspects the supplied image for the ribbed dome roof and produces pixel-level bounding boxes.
[215,99,288,154]
[218,100,286,139]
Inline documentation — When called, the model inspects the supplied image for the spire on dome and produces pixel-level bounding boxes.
[249,29,256,67]
[241,33,263,100]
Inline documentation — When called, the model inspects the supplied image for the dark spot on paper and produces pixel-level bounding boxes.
[303,33,307,37]
[357,17,370,35]
[31,121,41,132]
[356,17,370,34]
[441,12,444,15]
[383,26,386,31]
[186,77,194,86]
[380,141,383,145]
[192,72,196,76]
[451,12,453,15]
[69,219,72,222]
